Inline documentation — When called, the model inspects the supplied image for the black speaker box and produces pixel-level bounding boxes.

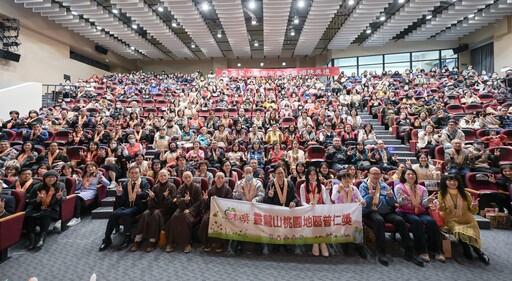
[0,49,20,62]
[95,45,108,55]
[452,44,469,54]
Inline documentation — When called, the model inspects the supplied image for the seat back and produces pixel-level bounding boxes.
[192,177,209,192]
[10,190,25,213]
[465,172,499,192]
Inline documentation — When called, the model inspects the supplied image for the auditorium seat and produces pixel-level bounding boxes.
[0,190,26,263]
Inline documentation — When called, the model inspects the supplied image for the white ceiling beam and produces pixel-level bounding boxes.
[212,0,251,58]
[263,0,292,57]
[365,0,443,47]
[294,0,341,56]
[405,0,494,41]
[162,0,223,58]
[111,0,194,59]
[328,0,395,50]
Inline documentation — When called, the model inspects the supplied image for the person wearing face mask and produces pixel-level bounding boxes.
[199,172,233,253]
[109,103,125,119]
[231,166,265,255]
[125,134,145,161]
[24,110,43,128]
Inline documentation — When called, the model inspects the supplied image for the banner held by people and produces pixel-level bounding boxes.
[208,197,363,244]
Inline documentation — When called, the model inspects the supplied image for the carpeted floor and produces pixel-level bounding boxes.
[0,216,510,281]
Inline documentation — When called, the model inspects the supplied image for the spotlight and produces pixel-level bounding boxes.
[254,40,259,47]
[132,23,138,29]
[217,29,222,38]
[237,63,242,67]
[293,16,299,25]
[366,28,371,34]
[172,20,178,27]
[191,42,196,48]
[251,18,257,25]
[348,0,354,5]
[201,2,210,11]
[260,62,264,67]
[380,14,385,21]
[282,62,286,66]
[298,0,305,8]
[290,29,295,36]
[249,0,256,10]
[157,5,164,12]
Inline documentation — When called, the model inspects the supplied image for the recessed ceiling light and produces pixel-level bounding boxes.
[251,18,257,25]
[112,9,119,14]
[468,14,475,18]
[130,46,135,50]
[172,20,178,27]
[260,62,264,67]
[201,2,210,11]
[290,29,295,36]
[282,62,286,66]
[96,26,102,30]
[426,13,432,19]
[293,16,299,25]
[254,40,259,47]
[348,0,354,5]
[158,6,164,12]
[237,63,242,67]
[132,23,137,29]
[297,0,305,8]
[71,11,78,15]
[380,14,385,21]
[217,29,222,38]
[398,0,405,3]
[191,42,196,48]
[366,28,372,34]
[248,0,256,10]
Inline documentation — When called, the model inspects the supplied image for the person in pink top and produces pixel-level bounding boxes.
[394,168,445,263]
[299,166,330,257]
[331,170,367,259]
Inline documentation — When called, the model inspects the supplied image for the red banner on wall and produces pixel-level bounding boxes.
[216,67,340,78]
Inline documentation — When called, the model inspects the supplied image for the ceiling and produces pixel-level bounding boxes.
[14,0,512,60]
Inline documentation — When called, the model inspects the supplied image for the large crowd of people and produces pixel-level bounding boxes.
[1,65,511,267]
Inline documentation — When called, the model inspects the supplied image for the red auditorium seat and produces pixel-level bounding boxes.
[0,190,26,263]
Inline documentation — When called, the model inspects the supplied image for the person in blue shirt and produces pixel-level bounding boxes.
[359,167,423,267]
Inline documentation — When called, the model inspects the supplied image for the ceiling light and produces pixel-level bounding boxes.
[130,46,135,50]
[282,62,286,66]
[201,2,210,11]
[293,16,299,25]
[348,0,354,5]
[260,62,264,67]
[132,23,137,29]
[297,0,305,8]
[237,63,242,67]
[112,9,119,14]
[96,26,102,30]
[426,13,432,19]
[249,0,256,10]
[366,28,372,34]
[217,29,222,38]
[251,18,257,25]
[254,40,259,47]
[172,20,178,27]
[71,11,78,15]
[191,42,196,48]
[379,14,385,21]
[398,0,405,3]
[157,5,164,12]
[290,28,295,36]
[468,14,474,18]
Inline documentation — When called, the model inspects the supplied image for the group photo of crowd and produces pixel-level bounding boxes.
[1,65,511,268]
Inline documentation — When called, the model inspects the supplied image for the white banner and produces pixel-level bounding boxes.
[208,197,363,244]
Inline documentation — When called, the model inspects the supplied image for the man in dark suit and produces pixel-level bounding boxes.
[99,166,150,251]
